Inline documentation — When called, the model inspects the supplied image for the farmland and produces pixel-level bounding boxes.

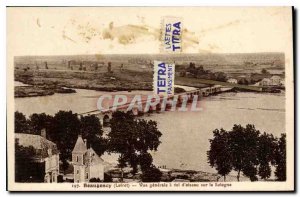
[14,53,284,96]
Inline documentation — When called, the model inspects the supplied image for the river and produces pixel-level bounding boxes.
[14,82,285,174]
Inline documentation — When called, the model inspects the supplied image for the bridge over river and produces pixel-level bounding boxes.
[78,80,263,126]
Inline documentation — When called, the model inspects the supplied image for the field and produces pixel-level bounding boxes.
[14,53,284,95]
[15,52,285,73]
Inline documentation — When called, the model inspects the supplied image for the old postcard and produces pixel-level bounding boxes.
[7,7,294,191]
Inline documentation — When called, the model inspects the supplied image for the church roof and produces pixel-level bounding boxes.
[72,135,87,154]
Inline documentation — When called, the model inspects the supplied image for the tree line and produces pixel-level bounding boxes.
[207,124,286,182]
[15,110,162,182]
[180,62,228,82]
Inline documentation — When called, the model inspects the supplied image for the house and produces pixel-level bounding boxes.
[253,81,260,86]
[270,75,282,86]
[259,76,283,86]
[15,130,60,183]
[259,78,272,86]
[227,78,238,84]
[72,135,108,183]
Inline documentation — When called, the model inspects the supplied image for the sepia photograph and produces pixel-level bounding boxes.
[6,7,294,191]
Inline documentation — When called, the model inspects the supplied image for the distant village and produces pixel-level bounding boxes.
[176,63,285,93]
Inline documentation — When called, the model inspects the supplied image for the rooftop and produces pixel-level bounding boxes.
[72,135,88,154]
[15,133,59,158]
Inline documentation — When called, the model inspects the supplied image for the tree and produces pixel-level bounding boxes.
[258,163,271,180]
[134,119,162,153]
[208,124,286,182]
[257,132,276,180]
[197,65,204,72]
[187,62,197,77]
[89,178,101,182]
[29,113,53,135]
[80,115,103,139]
[67,61,71,69]
[89,174,113,182]
[15,111,30,133]
[207,129,232,181]
[107,62,112,72]
[94,63,99,71]
[215,72,227,82]
[238,78,249,85]
[228,124,260,181]
[104,173,113,182]
[242,163,258,182]
[139,152,153,172]
[274,134,286,181]
[15,141,44,182]
[120,63,124,72]
[141,165,162,182]
[48,111,81,171]
[188,62,196,69]
[108,111,162,177]
[80,115,106,156]
[261,68,269,75]
[107,111,135,180]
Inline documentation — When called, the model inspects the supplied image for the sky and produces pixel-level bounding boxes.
[7,7,293,56]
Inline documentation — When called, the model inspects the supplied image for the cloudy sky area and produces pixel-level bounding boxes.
[7,7,292,56]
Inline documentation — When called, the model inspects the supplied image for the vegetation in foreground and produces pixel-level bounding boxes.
[208,124,286,182]
[15,110,163,182]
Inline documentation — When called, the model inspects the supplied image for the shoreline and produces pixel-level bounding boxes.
[14,79,283,98]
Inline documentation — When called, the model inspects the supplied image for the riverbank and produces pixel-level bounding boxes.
[15,85,76,98]
[105,167,247,182]
[14,69,213,93]
[15,69,153,93]
[158,168,246,182]
[15,68,284,98]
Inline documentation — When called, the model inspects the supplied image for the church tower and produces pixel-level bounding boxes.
[72,135,87,183]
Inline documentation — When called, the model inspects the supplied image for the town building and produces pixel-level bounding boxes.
[227,78,238,84]
[15,130,60,183]
[259,76,283,86]
[72,135,108,183]
[259,78,272,86]
[270,75,282,86]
